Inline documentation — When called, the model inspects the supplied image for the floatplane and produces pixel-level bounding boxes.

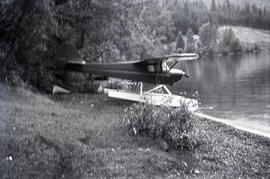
[55,44,199,111]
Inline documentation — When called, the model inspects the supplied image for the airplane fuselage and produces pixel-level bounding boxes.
[65,61,184,85]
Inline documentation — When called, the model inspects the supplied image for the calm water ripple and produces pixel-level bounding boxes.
[174,51,270,132]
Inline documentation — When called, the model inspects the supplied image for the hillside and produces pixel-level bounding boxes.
[219,26,270,49]
[157,0,270,9]
[191,0,270,9]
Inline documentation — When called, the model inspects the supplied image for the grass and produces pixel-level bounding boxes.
[0,84,270,178]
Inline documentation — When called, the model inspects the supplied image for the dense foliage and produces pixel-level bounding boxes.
[198,22,218,54]
[123,103,198,149]
[141,0,270,55]
[148,0,270,36]
[1,0,269,90]
[0,0,164,90]
[218,27,242,54]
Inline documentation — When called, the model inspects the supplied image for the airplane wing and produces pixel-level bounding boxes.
[139,53,199,64]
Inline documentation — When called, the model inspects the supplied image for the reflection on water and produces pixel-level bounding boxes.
[174,51,270,127]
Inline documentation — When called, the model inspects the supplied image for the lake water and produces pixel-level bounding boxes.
[174,51,270,134]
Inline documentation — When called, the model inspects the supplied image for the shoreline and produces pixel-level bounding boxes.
[199,25,270,57]
[195,112,270,139]
[201,45,270,58]
[0,86,270,178]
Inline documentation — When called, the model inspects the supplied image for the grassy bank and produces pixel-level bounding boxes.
[0,84,270,178]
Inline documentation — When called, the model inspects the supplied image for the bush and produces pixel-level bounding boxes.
[123,103,198,149]
[220,28,242,53]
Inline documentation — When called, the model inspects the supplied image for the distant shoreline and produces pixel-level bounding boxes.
[199,26,270,57]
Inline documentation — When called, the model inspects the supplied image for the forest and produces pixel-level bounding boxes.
[0,0,269,90]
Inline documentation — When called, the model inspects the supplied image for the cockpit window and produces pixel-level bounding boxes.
[147,64,162,73]
[147,62,171,73]
[162,61,169,72]
[147,65,155,72]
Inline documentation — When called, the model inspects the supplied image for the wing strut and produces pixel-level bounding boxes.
[157,60,178,84]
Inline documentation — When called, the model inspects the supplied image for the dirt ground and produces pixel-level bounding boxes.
[0,84,270,178]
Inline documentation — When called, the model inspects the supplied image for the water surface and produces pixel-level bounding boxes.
[174,51,270,134]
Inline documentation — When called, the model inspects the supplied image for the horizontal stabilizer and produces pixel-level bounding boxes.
[52,85,71,94]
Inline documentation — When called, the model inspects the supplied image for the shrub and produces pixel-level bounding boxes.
[123,103,198,149]
[220,28,242,53]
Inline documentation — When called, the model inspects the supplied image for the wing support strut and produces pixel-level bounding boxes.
[157,60,178,84]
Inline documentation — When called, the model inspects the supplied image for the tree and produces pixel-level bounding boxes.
[176,31,185,52]
[226,0,231,12]
[199,22,218,54]
[0,0,152,90]
[185,28,195,52]
[0,0,58,89]
[220,28,241,53]
[211,0,217,11]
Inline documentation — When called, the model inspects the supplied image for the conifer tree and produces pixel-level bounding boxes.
[176,31,185,52]
[186,28,195,52]
[211,0,217,11]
